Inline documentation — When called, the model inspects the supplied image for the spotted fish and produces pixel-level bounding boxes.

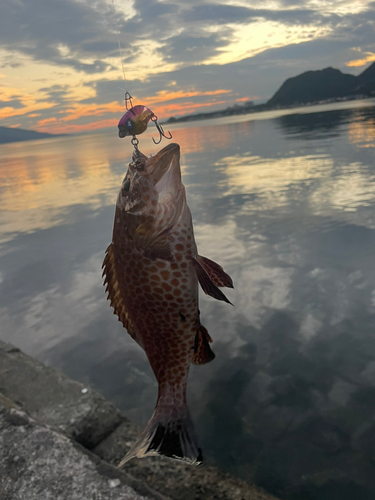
[102,143,233,466]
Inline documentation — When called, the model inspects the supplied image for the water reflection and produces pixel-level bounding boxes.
[276,109,353,139]
[1,103,375,499]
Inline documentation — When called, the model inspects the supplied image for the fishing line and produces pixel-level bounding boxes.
[109,0,172,147]
[110,0,128,97]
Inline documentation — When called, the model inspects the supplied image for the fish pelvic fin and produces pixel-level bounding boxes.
[192,257,233,305]
[192,325,215,365]
[196,254,234,289]
[118,406,203,468]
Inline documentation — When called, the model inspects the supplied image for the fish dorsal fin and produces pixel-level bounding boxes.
[196,255,233,288]
[102,244,140,343]
[192,257,233,305]
[192,325,215,365]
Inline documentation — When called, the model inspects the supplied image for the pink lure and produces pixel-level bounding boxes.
[118,105,154,138]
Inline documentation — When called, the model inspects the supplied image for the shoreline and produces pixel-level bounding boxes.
[0,339,280,500]
[163,96,375,126]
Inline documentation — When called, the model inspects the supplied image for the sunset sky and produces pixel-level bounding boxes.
[1,0,375,134]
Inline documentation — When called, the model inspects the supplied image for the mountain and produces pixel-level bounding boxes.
[0,126,61,144]
[267,62,375,107]
[165,62,375,125]
[356,61,375,84]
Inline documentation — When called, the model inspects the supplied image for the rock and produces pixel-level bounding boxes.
[0,340,125,448]
[94,422,279,500]
[0,402,150,500]
[0,340,281,500]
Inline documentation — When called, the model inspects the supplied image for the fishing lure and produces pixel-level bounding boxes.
[118,93,172,145]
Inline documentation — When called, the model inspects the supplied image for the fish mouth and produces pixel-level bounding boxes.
[146,143,181,193]
[151,143,180,165]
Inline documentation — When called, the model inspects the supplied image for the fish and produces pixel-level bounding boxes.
[102,143,233,466]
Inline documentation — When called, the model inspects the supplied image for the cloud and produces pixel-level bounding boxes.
[0,0,120,73]
[0,0,347,76]
[181,4,326,26]
[38,84,71,102]
[0,98,24,109]
[1,0,375,132]
[156,31,231,64]
[346,52,375,67]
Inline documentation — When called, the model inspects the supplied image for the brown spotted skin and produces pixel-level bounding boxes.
[112,202,198,418]
[104,144,200,424]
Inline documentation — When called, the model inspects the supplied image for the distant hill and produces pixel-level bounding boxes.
[165,62,375,125]
[267,62,375,107]
[0,126,62,144]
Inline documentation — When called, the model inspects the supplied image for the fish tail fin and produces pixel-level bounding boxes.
[118,404,203,467]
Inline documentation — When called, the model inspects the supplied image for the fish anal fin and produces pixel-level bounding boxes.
[102,244,139,342]
[192,257,233,305]
[192,325,215,365]
[196,255,233,288]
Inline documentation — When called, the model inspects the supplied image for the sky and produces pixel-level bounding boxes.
[0,0,375,134]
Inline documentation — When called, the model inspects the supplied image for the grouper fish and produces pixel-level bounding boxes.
[102,143,233,466]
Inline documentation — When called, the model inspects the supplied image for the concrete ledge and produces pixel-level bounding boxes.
[0,340,125,448]
[94,422,279,500]
[0,340,280,500]
[0,402,150,500]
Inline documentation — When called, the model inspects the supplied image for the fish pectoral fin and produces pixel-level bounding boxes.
[192,257,233,305]
[139,234,173,260]
[142,243,173,261]
[192,325,215,365]
[196,255,234,288]
[133,222,173,261]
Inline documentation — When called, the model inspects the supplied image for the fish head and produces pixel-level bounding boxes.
[118,143,183,216]
[118,105,154,138]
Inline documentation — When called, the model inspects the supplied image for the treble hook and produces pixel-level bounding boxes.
[151,114,172,144]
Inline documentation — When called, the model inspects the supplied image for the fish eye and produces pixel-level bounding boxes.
[126,119,132,129]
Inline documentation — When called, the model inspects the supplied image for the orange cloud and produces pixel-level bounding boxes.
[0,100,55,120]
[36,99,228,134]
[50,89,232,124]
[36,118,118,134]
[58,101,123,122]
[2,79,233,134]
[145,88,231,105]
[151,100,228,117]
[0,87,57,120]
[346,53,375,67]
[33,86,233,134]
[36,117,58,127]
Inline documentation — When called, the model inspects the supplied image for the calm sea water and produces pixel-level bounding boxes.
[1,100,375,499]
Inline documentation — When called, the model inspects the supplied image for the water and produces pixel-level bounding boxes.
[1,100,375,499]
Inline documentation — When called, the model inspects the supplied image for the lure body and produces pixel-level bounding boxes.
[118,105,154,138]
